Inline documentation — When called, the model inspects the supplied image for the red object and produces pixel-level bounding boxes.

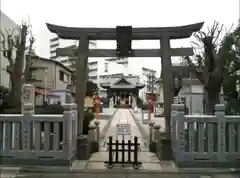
[148,99,153,120]
[95,95,100,120]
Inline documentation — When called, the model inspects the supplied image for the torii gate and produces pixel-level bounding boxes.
[46,22,204,158]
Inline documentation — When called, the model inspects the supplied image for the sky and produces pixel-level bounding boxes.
[1,0,239,77]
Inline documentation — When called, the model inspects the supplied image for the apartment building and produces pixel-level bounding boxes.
[88,61,98,83]
[49,36,60,60]
[0,11,19,89]
[141,67,157,99]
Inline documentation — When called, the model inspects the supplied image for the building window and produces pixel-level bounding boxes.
[59,71,64,81]
[104,62,108,72]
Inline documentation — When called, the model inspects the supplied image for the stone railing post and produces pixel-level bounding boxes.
[153,125,161,141]
[62,103,74,159]
[88,123,99,153]
[149,122,155,152]
[215,104,226,161]
[21,84,35,156]
[94,120,100,142]
[171,104,179,150]
[88,124,95,142]
[175,104,185,163]
[71,103,78,149]
[149,122,155,144]
[21,84,35,115]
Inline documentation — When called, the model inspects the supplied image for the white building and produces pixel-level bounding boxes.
[141,67,157,96]
[49,36,60,60]
[0,11,19,89]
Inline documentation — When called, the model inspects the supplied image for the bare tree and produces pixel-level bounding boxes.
[0,23,35,107]
[23,36,35,83]
[185,21,235,114]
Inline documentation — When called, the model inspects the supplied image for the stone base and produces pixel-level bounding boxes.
[90,140,99,153]
[175,160,240,168]
[149,142,156,153]
[0,157,74,167]
[76,135,90,160]
[157,139,172,160]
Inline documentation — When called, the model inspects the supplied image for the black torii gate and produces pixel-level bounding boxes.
[46,22,204,159]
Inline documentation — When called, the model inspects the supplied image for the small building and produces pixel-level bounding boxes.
[100,74,144,108]
[27,55,73,105]
[155,65,224,114]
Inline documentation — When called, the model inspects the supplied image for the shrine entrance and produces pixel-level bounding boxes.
[46,22,204,158]
[101,76,144,108]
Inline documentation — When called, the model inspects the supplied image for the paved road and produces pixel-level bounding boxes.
[14,172,239,178]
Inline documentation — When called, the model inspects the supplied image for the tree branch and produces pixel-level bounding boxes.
[184,56,205,84]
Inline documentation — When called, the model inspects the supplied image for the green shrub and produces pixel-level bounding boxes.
[3,104,64,114]
[136,97,143,108]
[141,104,148,110]
[82,111,95,135]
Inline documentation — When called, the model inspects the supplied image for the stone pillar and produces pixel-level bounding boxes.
[149,122,155,151]
[215,104,226,161]
[21,84,35,154]
[62,104,74,157]
[88,124,95,141]
[160,36,174,138]
[154,125,161,141]
[175,104,185,162]
[88,123,99,153]
[171,104,178,150]
[21,84,35,115]
[94,120,100,142]
[75,35,90,160]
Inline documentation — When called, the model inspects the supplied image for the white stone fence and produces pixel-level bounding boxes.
[0,103,77,164]
[171,103,240,167]
[0,84,78,165]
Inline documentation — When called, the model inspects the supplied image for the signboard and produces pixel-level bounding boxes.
[142,111,149,124]
[116,124,131,135]
[134,107,138,113]
[143,112,148,120]
[154,103,164,117]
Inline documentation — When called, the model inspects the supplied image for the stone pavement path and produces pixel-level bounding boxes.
[81,109,174,171]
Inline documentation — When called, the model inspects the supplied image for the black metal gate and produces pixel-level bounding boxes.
[104,136,142,169]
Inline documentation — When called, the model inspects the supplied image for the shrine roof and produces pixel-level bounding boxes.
[100,77,144,89]
[46,22,204,40]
